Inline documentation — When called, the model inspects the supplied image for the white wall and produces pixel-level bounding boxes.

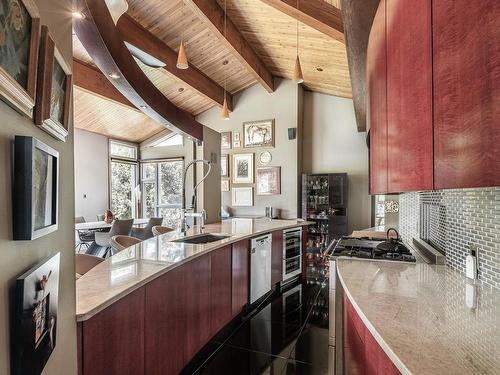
[74,129,109,222]
[197,79,300,219]
[302,92,372,232]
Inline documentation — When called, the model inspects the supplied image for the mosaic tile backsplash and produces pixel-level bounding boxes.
[399,188,500,290]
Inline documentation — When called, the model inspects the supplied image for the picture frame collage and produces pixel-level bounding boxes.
[220,119,281,206]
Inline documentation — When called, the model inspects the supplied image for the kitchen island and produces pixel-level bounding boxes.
[76,218,310,375]
[335,258,500,375]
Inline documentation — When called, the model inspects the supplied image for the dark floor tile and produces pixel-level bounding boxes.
[288,325,329,367]
[180,341,223,375]
[196,345,288,375]
[280,359,329,375]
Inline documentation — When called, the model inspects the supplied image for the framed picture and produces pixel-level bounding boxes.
[221,179,230,192]
[232,187,253,206]
[221,155,229,177]
[221,131,232,149]
[233,140,241,148]
[259,151,272,165]
[243,119,275,148]
[13,136,59,240]
[35,26,72,142]
[233,132,240,141]
[232,153,254,184]
[13,253,60,375]
[257,166,281,195]
[0,0,41,117]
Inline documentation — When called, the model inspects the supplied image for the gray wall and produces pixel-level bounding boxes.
[197,79,300,219]
[74,129,109,221]
[0,0,77,373]
[302,92,372,233]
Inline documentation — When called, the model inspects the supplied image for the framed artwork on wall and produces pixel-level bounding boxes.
[232,187,253,206]
[35,26,72,142]
[221,179,230,192]
[221,155,229,177]
[13,136,59,240]
[259,151,272,165]
[257,166,281,195]
[232,153,254,184]
[13,252,60,375]
[0,0,41,117]
[221,131,232,149]
[243,119,275,148]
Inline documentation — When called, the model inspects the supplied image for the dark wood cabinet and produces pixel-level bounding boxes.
[367,0,388,194]
[210,245,233,333]
[433,0,500,189]
[232,240,249,316]
[386,0,433,193]
[271,231,283,286]
[145,266,186,375]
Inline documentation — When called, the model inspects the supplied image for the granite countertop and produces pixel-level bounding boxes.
[76,218,310,322]
[336,258,500,375]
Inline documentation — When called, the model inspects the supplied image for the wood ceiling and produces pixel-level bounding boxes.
[73,0,351,142]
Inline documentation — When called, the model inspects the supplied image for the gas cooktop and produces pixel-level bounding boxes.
[331,237,417,263]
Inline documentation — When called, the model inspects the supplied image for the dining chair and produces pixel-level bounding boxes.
[75,216,95,252]
[152,225,175,236]
[131,217,164,240]
[75,254,104,278]
[93,219,134,257]
[110,235,142,253]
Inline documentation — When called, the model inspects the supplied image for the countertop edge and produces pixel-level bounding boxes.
[76,220,312,322]
[336,258,413,375]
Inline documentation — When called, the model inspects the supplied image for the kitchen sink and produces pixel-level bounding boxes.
[172,233,230,244]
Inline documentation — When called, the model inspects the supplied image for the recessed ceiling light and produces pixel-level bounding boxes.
[178,87,185,92]
[140,105,147,109]
[222,60,229,66]
[316,67,324,72]
[109,73,120,79]
[72,11,85,19]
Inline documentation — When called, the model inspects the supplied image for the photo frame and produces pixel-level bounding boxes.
[13,252,60,375]
[243,119,275,148]
[0,0,41,117]
[13,136,59,240]
[232,187,254,206]
[221,131,232,150]
[35,26,72,142]
[232,153,254,184]
[257,166,281,195]
[221,179,230,192]
[221,155,229,177]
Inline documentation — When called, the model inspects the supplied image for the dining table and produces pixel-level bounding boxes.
[75,218,150,231]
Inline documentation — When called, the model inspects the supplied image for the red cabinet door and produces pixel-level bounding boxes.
[367,0,388,194]
[210,245,233,333]
[433,0,500,189]
[386,0,433,192]
[232,240,249,316]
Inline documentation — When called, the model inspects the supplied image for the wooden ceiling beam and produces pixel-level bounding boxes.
[260,0,344,43]
[73,0,204,141]
[185,0,275,93]
[73,59,135,109]
[116,14,233,111]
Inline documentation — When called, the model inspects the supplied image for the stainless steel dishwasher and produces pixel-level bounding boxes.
[250,233,272,304]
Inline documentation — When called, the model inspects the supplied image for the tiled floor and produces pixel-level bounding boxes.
[186,256,330,375]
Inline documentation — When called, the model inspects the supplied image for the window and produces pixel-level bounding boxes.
[109,140,138,219]
[153,134,183,147]
[140,159,183,229]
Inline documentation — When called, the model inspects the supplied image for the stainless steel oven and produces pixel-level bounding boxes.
[283,228,302,282]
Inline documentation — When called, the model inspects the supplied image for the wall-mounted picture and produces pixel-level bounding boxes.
[257,166,281,195]
[0,0,41,117]
[221,131,232,149]
[233,140,241,148]
[233,132,240,141]
[259,151,272,165]
[221,155,229,177]
[221,179,230,192]
[35,26,72,142]
[243,119,275,148]
[232,187,253,206]
[13,136,59,240]
[13,252,60,375]
[232,153,254,184]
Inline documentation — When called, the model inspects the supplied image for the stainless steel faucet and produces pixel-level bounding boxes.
[181,159,212,233]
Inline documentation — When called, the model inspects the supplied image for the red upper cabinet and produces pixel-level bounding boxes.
[433,0,500,189]
[367,0,388,194]
[386,0,433,193]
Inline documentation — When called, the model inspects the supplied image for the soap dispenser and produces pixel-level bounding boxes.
[466,246,478,280]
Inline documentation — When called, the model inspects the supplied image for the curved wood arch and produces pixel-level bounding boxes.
[73,0,203,141]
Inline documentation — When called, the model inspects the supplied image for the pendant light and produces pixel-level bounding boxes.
[293,0,304,84]
[221,0,230,120]
[176,1,189,69]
